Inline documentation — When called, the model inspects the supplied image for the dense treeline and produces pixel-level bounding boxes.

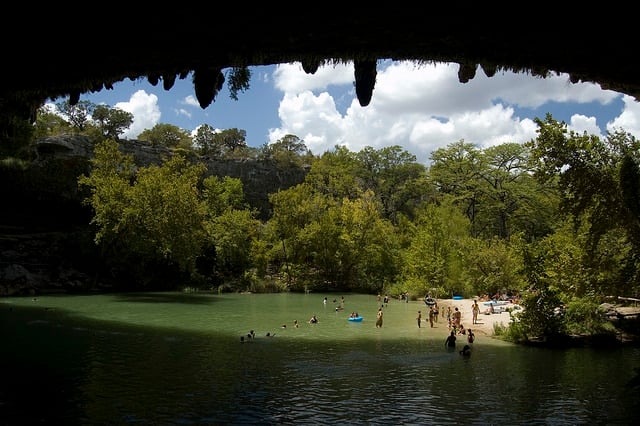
[11,102,640,343]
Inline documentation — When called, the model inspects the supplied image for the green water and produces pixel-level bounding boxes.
[1,292,638,425]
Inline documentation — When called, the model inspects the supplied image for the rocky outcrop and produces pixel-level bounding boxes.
[203,158,309,218]
[33,135,308,218]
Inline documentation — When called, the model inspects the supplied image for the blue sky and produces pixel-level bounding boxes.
[66,60,640,165]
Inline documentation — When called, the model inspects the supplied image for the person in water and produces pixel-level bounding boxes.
[309,314,319,324]
[467,328,475,344]
[460,344,471,356]
[375,307,384,328]
[445,331,456,348]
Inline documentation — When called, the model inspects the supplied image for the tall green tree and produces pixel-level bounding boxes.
[429,140,484,236]
[91,104,134,140]
[265,183,334,288]
[301,190,397,291]
[212,128,247,155]
[461,235,526,298]
[355,145,430,223]
[193,124,220,156]
[138,123,192,148]
[400,198,470,297]
[305,145,364,200]
[259,134,312,167]
[56,100,95,132]
[78,139,208,286]
[526,114,640,296]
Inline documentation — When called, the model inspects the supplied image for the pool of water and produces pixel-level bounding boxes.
[1,292,638,425]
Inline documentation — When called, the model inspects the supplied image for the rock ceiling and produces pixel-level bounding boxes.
[2,7,637,117]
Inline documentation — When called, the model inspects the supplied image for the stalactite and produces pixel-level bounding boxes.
[302,60,320,74]
[193,68,225,109]
[458,62,476,83]
[354,60,377,107]
[162,73,177,91]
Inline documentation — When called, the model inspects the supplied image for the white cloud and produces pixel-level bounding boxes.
[116,90,161,139]
[608,95,640,136]
[274,62,353,93]
[569,114,603,137]
[269,61,637,164]
[183,95,200,108]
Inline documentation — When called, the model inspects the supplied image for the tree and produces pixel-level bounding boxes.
[400,199,469,297]
[260,134,311,167]
[226,67,251,101]
[355,145,430,223]
[526,115,640,296]
[461,235,526,298]
[33,105,72,138]
[201,175,248,217]
[78,139,208,286]
[429,140,484,236]
[193,124,220,156]
[265,183,333,288]
[305,145,364,200]
[137,123,192,148]
[212,128,247,155]
[207,208,261,280]
[91,104,134,140]
[56,100,95,132]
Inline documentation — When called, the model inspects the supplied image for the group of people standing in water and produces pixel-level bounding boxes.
[242,295,478,358]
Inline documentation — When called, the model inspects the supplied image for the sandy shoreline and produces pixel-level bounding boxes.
[424,298,514,337]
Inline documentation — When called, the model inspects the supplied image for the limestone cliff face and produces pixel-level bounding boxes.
[203,158,309,219]
[33,135,308,219]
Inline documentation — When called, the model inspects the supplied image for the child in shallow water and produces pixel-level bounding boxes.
[459,345,471,356]
[467,329,475,344]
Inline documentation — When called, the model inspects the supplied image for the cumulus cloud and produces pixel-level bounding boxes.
[269,61,633,164]
[116,90,161,139]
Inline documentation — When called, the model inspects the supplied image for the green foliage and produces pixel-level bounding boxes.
[305,146,364,200]
[508,287,565,342]
[619,153,640,249]
[537,219,591,296]
[193,124,219,156]
[259,134,311,168]
[202,175,247,216]
[18,111,640,344]
[226,67,251,101]
[138,123,191,148]
[89,104,134,140]
[562,297,611,335]
[207,208,261,281]
[78,140,209,286]
[400,200,469,297]
[355,145,430,223]
[461,235,526,298]
[220,128,247,153]
[56,100,95,131]
[33,106,72,138]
